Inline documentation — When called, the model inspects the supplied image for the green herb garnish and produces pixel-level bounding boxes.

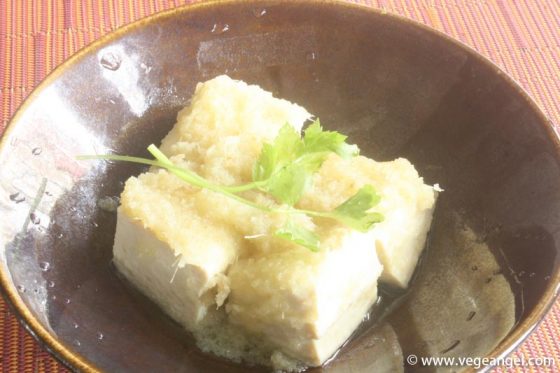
[77,120,383,251]
[276,219,321,252]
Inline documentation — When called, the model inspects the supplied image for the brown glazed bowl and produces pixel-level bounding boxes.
[1,1,559,372]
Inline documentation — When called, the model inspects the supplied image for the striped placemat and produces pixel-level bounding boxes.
[1,1,559,372]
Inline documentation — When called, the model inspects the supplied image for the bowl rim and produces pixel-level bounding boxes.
[1,0,559,371]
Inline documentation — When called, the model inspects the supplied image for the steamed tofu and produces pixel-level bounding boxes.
[300,155,437,288]
[113,75,436,368]
[113,171,240,329]
[227,227,383,365]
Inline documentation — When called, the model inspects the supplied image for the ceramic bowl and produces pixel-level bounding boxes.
[1,1,559,372]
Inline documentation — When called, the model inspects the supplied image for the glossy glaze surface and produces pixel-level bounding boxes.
[0,1,559,372]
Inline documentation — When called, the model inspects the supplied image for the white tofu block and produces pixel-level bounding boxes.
[300,155,437,288]
[227,228,383,365]
[114,211,218,328]
[113,171,239,330]
[159,75,311,185]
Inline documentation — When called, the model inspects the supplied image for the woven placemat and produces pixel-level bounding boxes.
[1,1,559,372]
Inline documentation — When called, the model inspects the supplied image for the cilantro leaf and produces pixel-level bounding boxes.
[252,143,277,182]
[264,163,311,205]
[253,124,302,182]
[275,219,320,252]
[303,119,359,159]
[329,185,384,232]
[254,121,358,206]
[262,152,329,206]
[294,152,330,173]
[274,123,304,160]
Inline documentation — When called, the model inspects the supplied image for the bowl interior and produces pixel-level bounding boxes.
[1,1,559,372]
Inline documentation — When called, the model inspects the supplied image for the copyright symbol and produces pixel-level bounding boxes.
[407,354,418,365]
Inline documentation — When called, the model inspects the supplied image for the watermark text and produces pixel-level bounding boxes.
[406,354,556,369]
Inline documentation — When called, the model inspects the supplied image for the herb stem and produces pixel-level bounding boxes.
[219,181,260,193]
[148,144,266,193]
[76,153,272,213]
[147,144,173,166]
